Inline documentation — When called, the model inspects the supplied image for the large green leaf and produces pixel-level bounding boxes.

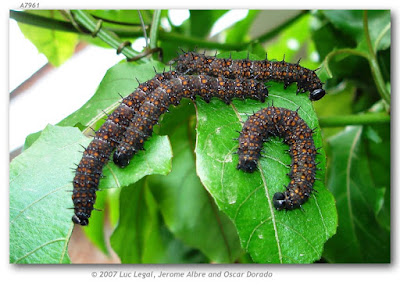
[10,125,83,264]
[110,180,207,263]
[323,125,390,263]
[149,101,243,263]
[193,54,337,264]
[10,122,172,264]
[17,10,78,67]
[73,134,172,256]
[109,180,166,263]
[323,10,391,52]
[365,124,390,231]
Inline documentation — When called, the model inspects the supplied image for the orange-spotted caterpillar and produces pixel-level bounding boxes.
[72,73,268,225]
[72,51,325,225]
[237,106,317,210]
[173,52,325,101]
[72,70,179,225]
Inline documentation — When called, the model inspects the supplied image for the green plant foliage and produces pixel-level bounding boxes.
[323,125,390,262]
[189,10,228,38]
[313,10,390,107]
[266,13,318,69]
[148,101,243,263]
[58,61,166,129]
[225,10,259,43]
[323,10,390,52]
[89,10,154,25]
[194,52,337,263]
[9,122,172,264]
[10,125,82,263]
[110,179,209,263]
[17,10,78,67]
[10,9,390,264]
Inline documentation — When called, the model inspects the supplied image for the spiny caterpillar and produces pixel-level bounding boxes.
[113,74,268,168]
[237,106,318,210]
[72,70,180,226]
[72,51,325,225]
[72,73,268,225]
[173,52,325,101]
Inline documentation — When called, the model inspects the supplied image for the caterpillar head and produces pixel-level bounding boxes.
[113,150,131,168]
[72,214,89,226]
[309,89,326,101]
[273,192,287,211]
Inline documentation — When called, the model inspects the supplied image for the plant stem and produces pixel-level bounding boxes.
[363,11,391,105]
[70,10,140,61]
[323,48,369,78]
[319,112,390,127]
[149,10,162,60]
[10,10,145,37]
[10,10,76,32]
[11,9,306,52]
[149,10,161,50]
[158,31,248,50]
[137,10,148,46]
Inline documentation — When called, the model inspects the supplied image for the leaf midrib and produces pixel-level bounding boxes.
[346,127,363,257]
[230,102,284,263]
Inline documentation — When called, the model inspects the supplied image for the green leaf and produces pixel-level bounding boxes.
[89,10,153,25]
[110,180,207,263]
[23,130,42,151]
[195,52,337,263]
[74,134,172,254]
[17,10,78,67]
[323,10,391,52]
[107,188,121,228]
[225,10,259,44]
[10,125,84,264]
[110,180,161,263]
[311,19,356,61]
[10,121,172,263]
[149,101,243,263]
[100,134,173,190]
[266,13,320,70]
[366,124,390,231]
[323,126,390,262]
[189,10,228,38]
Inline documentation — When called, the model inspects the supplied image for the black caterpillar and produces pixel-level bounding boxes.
[173,52,325,101]
[72,52,325,225]
[237,106,317,210]
[72,70,180,226]
[113,74,267,168]
[72,74,268,225]
[113,52,325,168]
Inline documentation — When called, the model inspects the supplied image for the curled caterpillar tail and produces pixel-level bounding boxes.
[173,52,325,100]
[113,74,269,168]
[237,106,317,210]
